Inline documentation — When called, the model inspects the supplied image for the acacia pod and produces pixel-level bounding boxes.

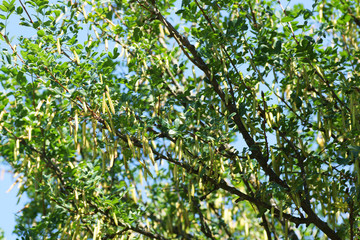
[102,93,106,114]
[92,25,100,39]
[101,151,106,175]
[81,4,87,20]
[82,120,86,145]
[127,135,135,156]
[109,151,114,169]
[73,49,80,64]
[57,38,61,54]
[148,147,155,165]
[119,47,124,58]
[105,87,115,114]
[105,38,108,51]
[45,112,56,131]
[173,165,178,182]
[294,193,301,209]
[131,187,137,203]
[112,212,118,226]
[104,120,112,133]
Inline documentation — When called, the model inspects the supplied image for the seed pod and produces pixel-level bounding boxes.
[148,147,155,165]
[82,120,86,145]
[74,188,79,201]
[92,25,100,39]
[27,126,32,141]
[220,157,225,172]
[142,135,148,156]
[45,112,56,131]
[119,47,124,58]
[123,154,128,171]
[173,165,178,182]
[127,135,135,156]
[294,193,301,209]
[159,24,165,38]
[105,38,108,51]
[106,86,116,114]
[57,38,61,54]
[101,150,106,175]
[81,4,87,20]
[131,187,137,203]
[104,120,112,133]
[102,93,107,114]
[265,112,272,127]
[178,139,183,162]
[73,49,80,64]
[316,132,325,149]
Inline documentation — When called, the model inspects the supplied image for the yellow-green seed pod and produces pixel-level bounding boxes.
[57,38,61,55]
[73,49,80,64]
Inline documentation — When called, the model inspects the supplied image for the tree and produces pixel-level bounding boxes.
[0,0,358,239]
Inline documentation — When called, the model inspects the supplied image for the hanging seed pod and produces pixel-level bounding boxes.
[123,154,128,171]
[57,38,61,54]
[45,112,56,131]
[105,38,108,51]
[188,182,193,203]
[109,150,114,169]
[175,138,180,157]
[92,25,100,39]
[265,111,272,128]
[316,132,325,149]
[113,139,118,158]
[139,169,143,185]
[82,120,86,145]
[101,150,106,175]
[220,157,225,172]
[45,96,52,116]
[73,49,80,64]
[131,187,137,203]
[105,86,115,114]
[298,137,308,158]
[127,135,135,156]
[103,120,112,133]
[173,165,178,182]
[81,4,87,20]
[72,216,80,239]
[178,138,183,162]
[194,135,199,157]
[119,47,124,58]
[142,135,148,156]
[327,119,332,139]
[148,147,155,165]
[102,93,107,114]
[293,193,301,209]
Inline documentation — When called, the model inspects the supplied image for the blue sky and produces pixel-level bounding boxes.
[0,0,314,239]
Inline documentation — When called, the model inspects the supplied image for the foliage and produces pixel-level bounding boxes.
[0,0,359,239]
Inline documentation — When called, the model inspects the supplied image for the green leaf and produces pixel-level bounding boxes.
[16,6,23,14]
[133,27,142,42]
[0,4,7,12]
[281,16,295,22]
[37,29,45,37]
